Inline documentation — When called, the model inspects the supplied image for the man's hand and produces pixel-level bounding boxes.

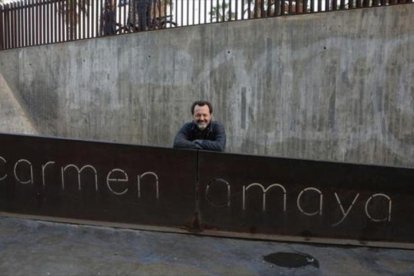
[193,140,204,149]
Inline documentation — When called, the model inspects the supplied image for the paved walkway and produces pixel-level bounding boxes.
[1,216,414,275]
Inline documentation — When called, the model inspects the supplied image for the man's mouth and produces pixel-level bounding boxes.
[197,121,208,129]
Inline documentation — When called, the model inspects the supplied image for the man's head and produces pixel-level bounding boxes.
[191,101,213,130]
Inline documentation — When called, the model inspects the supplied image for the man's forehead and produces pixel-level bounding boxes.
[194,105,210,113]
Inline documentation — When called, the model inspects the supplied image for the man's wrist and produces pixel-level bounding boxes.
[194,140,203,148]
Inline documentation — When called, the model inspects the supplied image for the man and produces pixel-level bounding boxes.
[173,101,226,152]
[136,0,153,31]
[101,0,117,35]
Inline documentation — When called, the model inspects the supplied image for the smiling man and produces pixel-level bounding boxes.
[173,101,226,152]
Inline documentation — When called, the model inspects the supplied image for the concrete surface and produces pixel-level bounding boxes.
[0,5,413,168]
[1,216,414,275]
[0,73,38,135]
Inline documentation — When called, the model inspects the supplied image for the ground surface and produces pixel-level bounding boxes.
[1,216,414,275]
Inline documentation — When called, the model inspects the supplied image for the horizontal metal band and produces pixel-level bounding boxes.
[0,133,413,248]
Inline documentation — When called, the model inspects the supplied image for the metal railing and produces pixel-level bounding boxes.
[0,0,412,50]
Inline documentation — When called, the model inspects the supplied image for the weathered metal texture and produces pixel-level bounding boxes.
[198,151,414,243]
[1,133,414,246]
[0,133,196,228]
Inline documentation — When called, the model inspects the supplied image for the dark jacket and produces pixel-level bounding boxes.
[173,121,226,152]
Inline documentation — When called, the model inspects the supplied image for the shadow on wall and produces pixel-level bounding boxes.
[0,73,38,135]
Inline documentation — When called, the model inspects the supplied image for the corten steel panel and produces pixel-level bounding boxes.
[198,151,414,243]
[0,133,196,228]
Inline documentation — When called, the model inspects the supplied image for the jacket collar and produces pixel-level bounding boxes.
[192,121,212,133]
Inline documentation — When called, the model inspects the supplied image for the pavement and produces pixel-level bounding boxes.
[1,216,414,275]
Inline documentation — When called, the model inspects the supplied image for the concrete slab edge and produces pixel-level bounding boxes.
[1,211,413,250]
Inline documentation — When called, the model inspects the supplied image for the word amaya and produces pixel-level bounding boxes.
[205,179,392,227]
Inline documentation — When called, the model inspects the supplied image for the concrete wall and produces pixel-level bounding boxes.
[0,5,413,167]
[0,73,38,135]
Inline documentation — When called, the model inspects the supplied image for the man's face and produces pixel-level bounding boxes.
[193,105,212,130]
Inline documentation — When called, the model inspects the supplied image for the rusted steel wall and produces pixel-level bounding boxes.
[0,133,413,246]
[0,133,196,228]
[198,152,414,243]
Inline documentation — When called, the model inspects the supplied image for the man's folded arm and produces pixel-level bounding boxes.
[194,124,226,152]
[173,128,201,149]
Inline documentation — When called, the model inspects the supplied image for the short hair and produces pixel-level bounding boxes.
[191,101,213,115]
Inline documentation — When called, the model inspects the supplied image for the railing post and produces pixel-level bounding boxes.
[30,0,34,46]
[11,2,16,49]
[24,0,28,47]
[16,0,21,48]
[4,3,9,49]
[0,4,3,50]
[43,0,47,45]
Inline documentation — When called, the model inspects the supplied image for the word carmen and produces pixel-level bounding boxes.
[0,156,159,199]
